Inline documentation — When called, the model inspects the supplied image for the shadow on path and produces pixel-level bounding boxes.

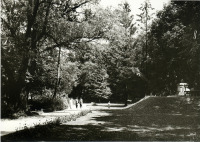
[2,97,200,141]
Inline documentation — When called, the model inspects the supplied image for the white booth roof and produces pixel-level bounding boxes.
[179,83,188,86]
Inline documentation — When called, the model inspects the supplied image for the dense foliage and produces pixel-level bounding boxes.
[1,0,200,117]
[146,1,200,95]
[1,0,105,116]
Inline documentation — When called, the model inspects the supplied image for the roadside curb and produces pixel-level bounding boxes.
[86,96,151,111]
[1,108,91,136]
[121,96,150,110]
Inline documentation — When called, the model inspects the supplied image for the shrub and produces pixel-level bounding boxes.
[1,99,15,118]
[1,99,28,119]
[1,97,27,119]
[30,95,69,112]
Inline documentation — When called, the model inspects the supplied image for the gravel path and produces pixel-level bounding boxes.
[0,106,89,136]
[0,97,148,137]
[65,110,110,125]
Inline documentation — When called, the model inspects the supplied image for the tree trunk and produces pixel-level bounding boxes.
[15,55,30,110]
[5,53,30,111]
[53,46,61,99]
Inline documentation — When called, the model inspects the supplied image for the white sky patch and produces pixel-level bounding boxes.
[99,0,171,35]
[99,0,171,17]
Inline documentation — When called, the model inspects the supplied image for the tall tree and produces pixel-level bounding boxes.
[103,2,144,105]
[147,1,200,95]
[137,0,154,83]
[1,0,100,112]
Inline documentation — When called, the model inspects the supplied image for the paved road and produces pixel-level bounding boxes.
[2,96,200,141]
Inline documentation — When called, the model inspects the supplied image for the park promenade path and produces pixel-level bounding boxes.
[2,96,200,141]
[59,96,200,141]
[0,105,90,136]
[0,97,146,137]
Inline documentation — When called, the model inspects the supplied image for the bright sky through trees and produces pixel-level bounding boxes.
[100,0,170,34]
[100,0,171,15]
[100,0,171,24]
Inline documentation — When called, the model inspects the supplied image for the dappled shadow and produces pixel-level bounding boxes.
[2,122,140,141]
[2,97,200,141]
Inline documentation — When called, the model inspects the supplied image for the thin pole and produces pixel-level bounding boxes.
[145,2,148,76]
[145,2,148,96]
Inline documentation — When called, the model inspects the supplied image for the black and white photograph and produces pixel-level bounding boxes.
[1,0,200,141]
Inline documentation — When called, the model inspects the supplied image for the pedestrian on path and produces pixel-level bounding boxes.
[108,101,110,109]
[79,98,83,108]
[69,98,73,109]
[75,97,79,109]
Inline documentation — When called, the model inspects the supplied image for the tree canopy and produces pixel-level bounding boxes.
[146,1,200,95]
[1,0,200,117]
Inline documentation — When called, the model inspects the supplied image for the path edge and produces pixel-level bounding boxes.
[121,96,150,110]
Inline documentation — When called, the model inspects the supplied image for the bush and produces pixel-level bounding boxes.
[1,98,28,119]
[30,96,69,112]
[1,99,15,118]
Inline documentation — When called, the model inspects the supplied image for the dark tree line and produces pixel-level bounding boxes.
[1,0,200,117]
[146,1,200,95]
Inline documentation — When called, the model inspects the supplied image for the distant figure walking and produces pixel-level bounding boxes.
[108,101,110,109]
[69,98,72,109]
[79,98,83,108]
[75,97,79,109]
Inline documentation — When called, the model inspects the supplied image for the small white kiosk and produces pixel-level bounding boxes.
[177,83,190,96]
